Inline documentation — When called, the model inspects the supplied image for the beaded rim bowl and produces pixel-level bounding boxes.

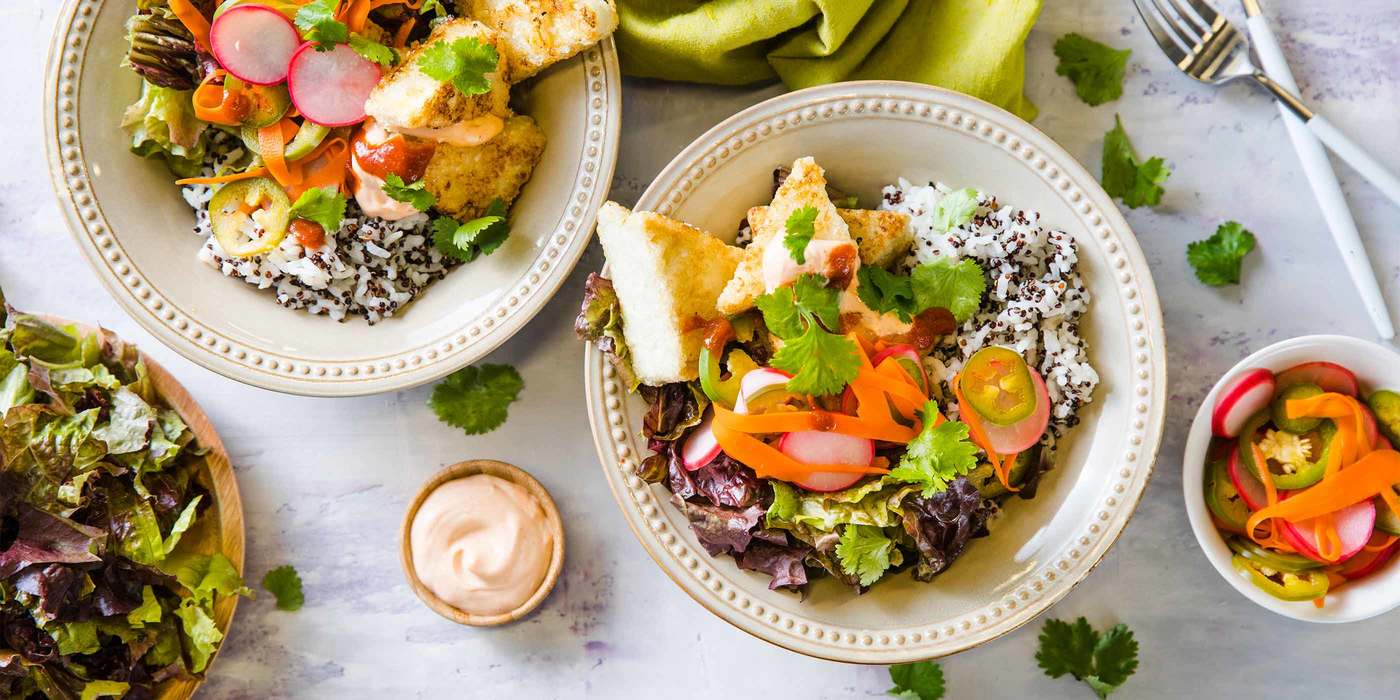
[584,82,1168,662]
[44,0,621,396]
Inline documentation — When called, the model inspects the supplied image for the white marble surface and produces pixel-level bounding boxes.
[5,1,1400,697]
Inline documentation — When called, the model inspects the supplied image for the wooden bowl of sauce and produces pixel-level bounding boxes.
[400,460,565,626]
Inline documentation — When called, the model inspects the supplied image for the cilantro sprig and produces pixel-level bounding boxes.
[1102,115,1170,208]
[432,198,511,262]
[261,565,304,612]
[294,0,347,49]
[757,274,860,396]
[428,363,524,435]
[1187,221,1256,286]
[288,186,346,234]
[889,406,980,496]
[932,188,981,233]
[782,205,818,264]
[856,266,917,321]
[888,661,945,700]
[383,173,436,212]
[1036,617,1140,698]
[835,524,893,587]
[1054,34,1131,106]
[418,36,499,95]
[910,258,985,323]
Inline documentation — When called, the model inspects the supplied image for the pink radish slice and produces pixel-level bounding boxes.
[735,368,792,414]
[1227,448,1270,511]
[681,409,720,471]
[287,42,381,126]
[1276,361,1359,396]
[779,431,874,492]
[1212,368,1276,438]
[1278,498,1376,564]
[1359,404,1381,448]
[209,5,301,86]
[981,368,1052,455]
[872,344,928,393]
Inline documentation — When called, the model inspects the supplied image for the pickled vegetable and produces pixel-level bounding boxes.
[209,177,291,258]
[959,346,1036,425]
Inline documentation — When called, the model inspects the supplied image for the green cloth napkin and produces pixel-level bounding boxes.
[615,0,1042,120]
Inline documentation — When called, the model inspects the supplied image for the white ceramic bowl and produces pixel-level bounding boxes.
[1183,334,1400,623]
[584,82,1168,662]
[44,0,620,396]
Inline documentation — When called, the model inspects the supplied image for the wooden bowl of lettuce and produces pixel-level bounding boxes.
[0,295,245,698]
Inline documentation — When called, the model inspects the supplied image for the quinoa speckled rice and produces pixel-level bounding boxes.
[879,179,1100,440]
[181,137,459,324]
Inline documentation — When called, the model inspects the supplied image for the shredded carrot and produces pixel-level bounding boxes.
[1364,534,1398,552]
[340,0,374,34]
[192,70,247,127]
[709,418,889,482]
[168,0,212,51]
[393,17,416,48]
[258,122,302,189]
[175,168,271,186]
[1250,443,1279,508]
[1246,449,1400,536]
[713,406,917,444]
[1313,513,1342,562]
[286,138,350,199]
[951,374,1017,492]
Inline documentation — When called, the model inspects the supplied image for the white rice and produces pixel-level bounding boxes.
[880,179,1099,436]
[180,136,458,324]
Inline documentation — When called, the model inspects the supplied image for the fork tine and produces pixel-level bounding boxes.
[1151,0,1202,45]
[1130,0,1191,65]
[1164,0,1211,36]
[1173,0,1224,27]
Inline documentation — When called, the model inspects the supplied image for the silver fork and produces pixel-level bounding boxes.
[1131,0,1400,209]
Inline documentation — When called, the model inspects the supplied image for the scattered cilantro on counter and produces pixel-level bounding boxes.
[911,258,985,323]
[835,524,894,587]
[429,363,524,435]
[1187,221,1257,286]
[1054,34,1131,106]
[889,407,980,496]
[432,198,511,262]
[262,565,305,612]
[418,36,499,95]
[288,186,347,233]
[1036,617,1140,698]
[1102,115,1170,208]
[295,0,349,50]
[932,188,981,233]
[888,660,946,700]
[782,205,818,264]
[758,274,859,396]
[383,173,437,212]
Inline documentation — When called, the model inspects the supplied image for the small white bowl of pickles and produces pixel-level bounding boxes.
[1183,334,1400,622]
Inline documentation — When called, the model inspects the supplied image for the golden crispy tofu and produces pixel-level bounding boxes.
[364,19,510,132]
[455,0,618,81]
[422,114,547,221]
[595,202,743,385]
[746,207,912,268]
[716,157,851,315]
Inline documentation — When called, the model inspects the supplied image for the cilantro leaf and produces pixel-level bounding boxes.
[1037,617,1139,699]
[770,321,861,396]
[383,173,436,212]
[428,363,523,435]
[932,188,981,232]
[418,36,499,95]
[1187,221,1256,286]
[889,412,980,496]
[294,0,348,50]
[421,0,450,17]
[261,565,304,612]
[754,287,805,340]
[1102,115,1170,208]
[754,273,841,340]
[1054,33,1131,106]
[349,34,398,67]
[911,258,985,323]
[888,660,945,700]
[856,265,917,322]
[782,205,818,264]
[835,524,893,586]
[432,198,511,262]
[288,186,347,234]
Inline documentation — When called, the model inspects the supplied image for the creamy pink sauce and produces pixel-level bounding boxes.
[409,474,554,616]
[761,232,912,337]
[395,114,505,147]
[351,122,421,221]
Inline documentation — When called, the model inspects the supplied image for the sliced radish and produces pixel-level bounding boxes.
[981,368,1051,455]
[1212,368,1276,438]
[735,368,792,414]
[287,42,381,127]
[872,344,929,393]
[209,5,301,86]
[1227,448,1270,511]
[1278,498,1375,564]
[1339,539,1400,580]
[681,410,721,471]
[1276,361,1359,396]
[779,430,874,492]
[1359,404,1381,448]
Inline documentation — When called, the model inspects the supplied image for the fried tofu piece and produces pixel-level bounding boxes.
[364,19,510,132]
[595,202,743,385]
[422,114,547,221]
[455,0,619,81]
[716,157,851,315]
[745,207,913,268]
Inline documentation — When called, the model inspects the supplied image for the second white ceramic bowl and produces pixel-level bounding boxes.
[1183,334,1400,622]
